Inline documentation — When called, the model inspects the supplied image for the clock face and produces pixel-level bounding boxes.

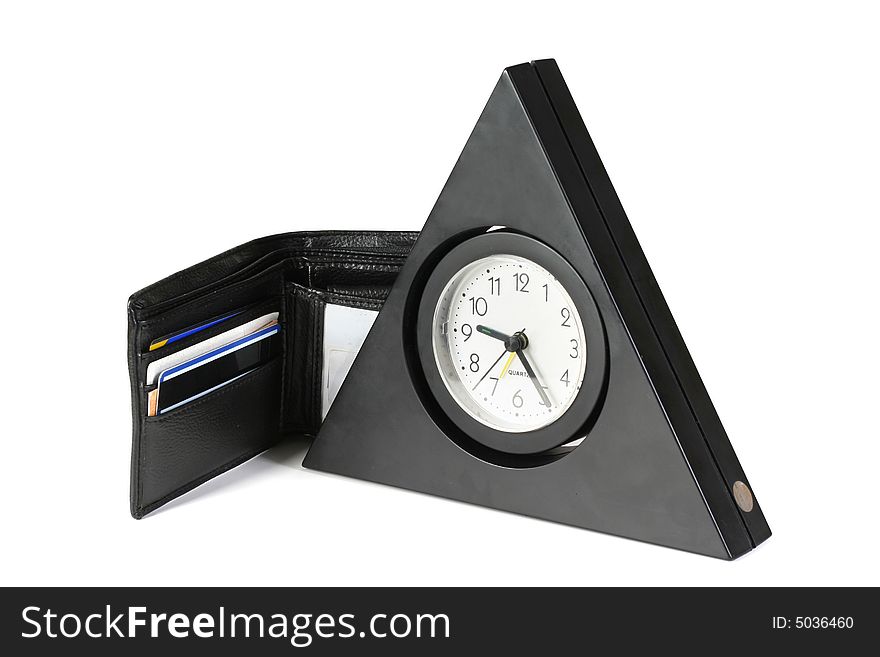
[431,254,588,433]
[415,231,606,456]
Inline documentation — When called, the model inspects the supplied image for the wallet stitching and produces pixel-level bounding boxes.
[311,295,322,430]
[277,289,289,435]
[297,287,321,429]
[286,285,326,432]
[323,292,386,311]
[281,289,299,434]
[129,308,146,515]
[309,262,404,272]
[282,285,315,434]
[300,254,407,266]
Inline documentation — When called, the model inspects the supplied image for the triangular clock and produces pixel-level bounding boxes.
[304,59,771,559]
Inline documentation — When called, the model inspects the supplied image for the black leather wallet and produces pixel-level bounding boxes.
[127,231,418,518]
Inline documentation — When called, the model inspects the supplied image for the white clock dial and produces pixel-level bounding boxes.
[432,253,588,433]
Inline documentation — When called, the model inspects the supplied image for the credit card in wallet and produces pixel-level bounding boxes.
[146,312,279,386]
[151,323,280,415]
[149,309,244,352]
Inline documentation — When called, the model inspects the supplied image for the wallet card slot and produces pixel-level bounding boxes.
[133,268,285,355]
[136,296,283,385]
[134,356,283,517]
[143,354,281,421]
[156,248,304,306]
[138,296,281,360]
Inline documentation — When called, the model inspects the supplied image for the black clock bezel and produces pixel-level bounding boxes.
[415,231,608,455]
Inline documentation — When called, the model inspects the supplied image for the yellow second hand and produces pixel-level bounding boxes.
[497,352,516,379]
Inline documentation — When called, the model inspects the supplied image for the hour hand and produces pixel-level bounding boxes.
[476,325,511,342]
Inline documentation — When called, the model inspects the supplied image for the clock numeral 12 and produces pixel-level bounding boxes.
[513,272,529,292]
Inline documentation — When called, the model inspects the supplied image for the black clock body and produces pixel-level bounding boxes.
[305,60,771,559]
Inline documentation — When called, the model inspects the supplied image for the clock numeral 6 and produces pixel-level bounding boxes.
[512,389,524,408]
[469,296,488,316]
[469,353,480,372]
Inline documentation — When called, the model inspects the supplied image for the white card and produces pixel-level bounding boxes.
[321,304,379,418]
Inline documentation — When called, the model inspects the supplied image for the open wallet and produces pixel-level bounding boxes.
[127,231,418,518]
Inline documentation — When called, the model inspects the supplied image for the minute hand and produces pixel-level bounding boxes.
[515,349,552,408]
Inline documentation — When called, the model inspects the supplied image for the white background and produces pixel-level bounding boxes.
[1,1,878,586]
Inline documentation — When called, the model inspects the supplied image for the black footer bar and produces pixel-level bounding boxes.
[1,587,872,654]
